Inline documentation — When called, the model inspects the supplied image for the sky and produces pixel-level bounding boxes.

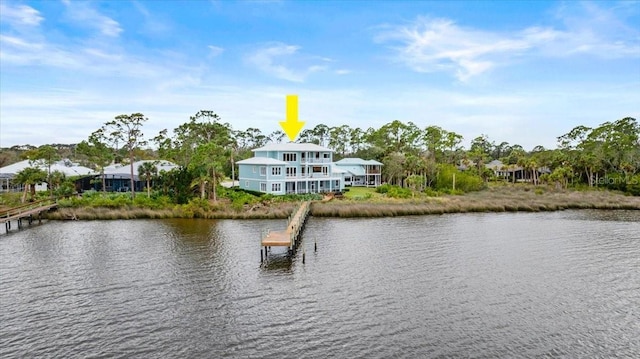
[1,0,639,150]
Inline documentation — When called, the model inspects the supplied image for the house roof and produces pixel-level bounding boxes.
[336,165,366,176]
[331,166,349,175]
[236,157,288,165]
[0,159,96,179]
[102,160,179,179]
[335,158,383,166]
[485,160,504,170]
[252,142,333,153]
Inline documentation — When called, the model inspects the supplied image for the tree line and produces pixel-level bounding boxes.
[3,111,639,202]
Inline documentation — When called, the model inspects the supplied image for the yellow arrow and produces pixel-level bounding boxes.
[279,95,305,141]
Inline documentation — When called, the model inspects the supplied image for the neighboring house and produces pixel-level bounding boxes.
[98,160,178,192]
[334,158,383,187]
[485,160,521,180]
[237,143,345,195]
[0,159,95,193]
[485,159,550,182]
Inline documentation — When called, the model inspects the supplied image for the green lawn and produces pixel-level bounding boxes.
[343,186,382,200]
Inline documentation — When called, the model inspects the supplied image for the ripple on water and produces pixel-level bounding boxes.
[1,211,639,358]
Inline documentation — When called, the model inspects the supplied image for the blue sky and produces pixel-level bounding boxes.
[1,0,638,150]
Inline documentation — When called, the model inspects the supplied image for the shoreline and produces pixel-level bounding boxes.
[45,187,640,220]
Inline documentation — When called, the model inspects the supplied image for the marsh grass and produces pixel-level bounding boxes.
[43,185,639,220]
[311,185,640,217]
[47,202,296,220]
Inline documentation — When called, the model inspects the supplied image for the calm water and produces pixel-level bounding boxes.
[1,211,639,358]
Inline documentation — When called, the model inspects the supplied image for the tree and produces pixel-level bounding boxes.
[14,167,47,203]
[312,124,330,147]
[156,110,232,201]
[268,130,286,144]
[138,161,158,197]
[48,170,66,193]
[101,113,148,198]
[77,130,114,192]
[23,145,60,196]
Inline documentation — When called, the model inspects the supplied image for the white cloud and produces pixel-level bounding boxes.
[208,45,224,58]
[376,17,531,81]
[62,0,123,37]
[245,43,304,82]
[377,3,640,81]
[0,3,43,27]
[245,42,329,82]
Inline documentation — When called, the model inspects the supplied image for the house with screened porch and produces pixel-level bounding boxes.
[237,143,346,195]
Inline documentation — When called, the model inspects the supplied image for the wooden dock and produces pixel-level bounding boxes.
[1,198,58,233]
[261,201,311,262]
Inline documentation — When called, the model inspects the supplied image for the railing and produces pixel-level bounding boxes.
[284,174,337,179]
[300,158,332,164]
[0,197,58,220]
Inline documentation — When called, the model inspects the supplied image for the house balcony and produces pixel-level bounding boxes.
[285,174,334,179]
[300,158,332,164]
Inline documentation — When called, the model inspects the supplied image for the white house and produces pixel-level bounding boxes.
[0,159,95,193]
[334,158,383,187]
[237,143,345,195]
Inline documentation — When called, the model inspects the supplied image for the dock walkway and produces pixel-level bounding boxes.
[1,198,58,233]
[261,201,311,261]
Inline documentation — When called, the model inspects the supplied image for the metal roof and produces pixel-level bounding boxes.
[0,159,96,178]
[252,142,333,153]
[335,158,383,166]
[102,160,179,179]
[337,165,366,176]
[236,157,288,165]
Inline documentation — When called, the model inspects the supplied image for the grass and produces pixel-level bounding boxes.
[47,202,297,220]
[342,186,383,200]
[311,184,640,217]
[6,183,638,220]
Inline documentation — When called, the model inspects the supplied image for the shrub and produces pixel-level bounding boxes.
[423,188,440,197]
[627,174,640,196]
[435,164,484,193]
[386,186,412,198]
[376,184,392,194]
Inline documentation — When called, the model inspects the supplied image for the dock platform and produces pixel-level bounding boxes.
[261,201,311,261]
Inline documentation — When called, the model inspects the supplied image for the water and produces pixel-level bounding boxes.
[1,211,639,358]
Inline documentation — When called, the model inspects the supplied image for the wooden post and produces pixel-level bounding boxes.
[261,248,264,263]
[314,238,317,252]
[453,172,456,191]
[302,249,306,264]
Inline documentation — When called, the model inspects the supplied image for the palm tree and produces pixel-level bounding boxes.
[14,167,48,203]
[138,161,158,197]
[190,173,212,200]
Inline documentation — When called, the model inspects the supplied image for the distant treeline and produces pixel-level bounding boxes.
[2,113,638,201]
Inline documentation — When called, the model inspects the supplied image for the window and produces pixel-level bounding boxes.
[252,166,256,173]
[312,166,322,173]
[283,153,297,162]
[260,166,266,176]
[271,167,281,176]
[286,167,297,177]
[260,183,266,191]
[323,153,330,159]
[271,183,281,192]
[301,167,306,176]
[245,181,249,187]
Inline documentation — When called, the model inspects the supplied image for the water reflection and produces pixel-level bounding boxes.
[1,211,639,358]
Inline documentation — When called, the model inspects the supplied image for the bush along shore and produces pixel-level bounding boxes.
[311,186,640,218]
[41,185,640,220]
